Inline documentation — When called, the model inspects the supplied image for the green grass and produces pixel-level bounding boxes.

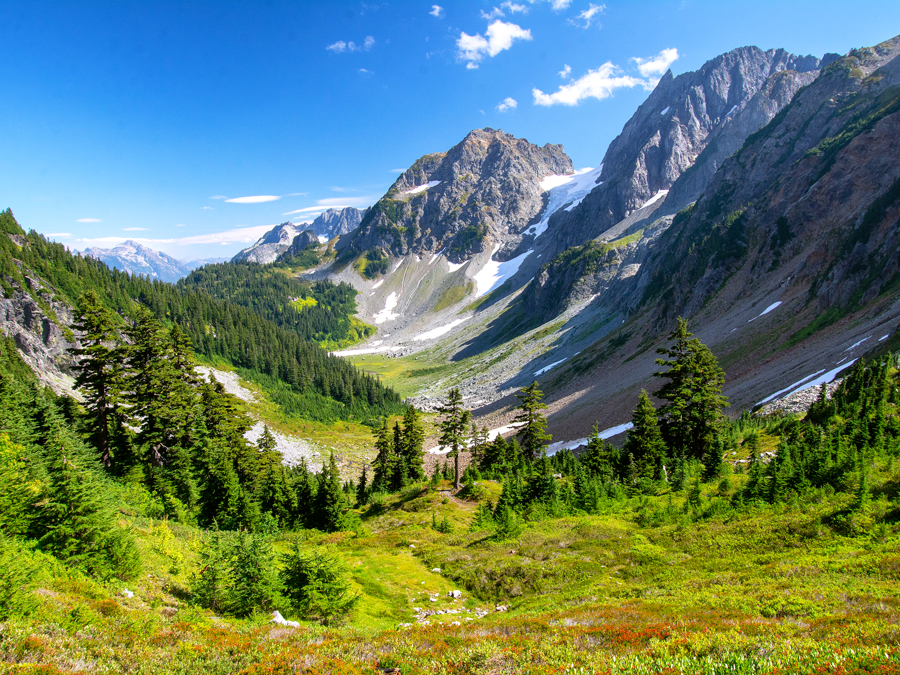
[433,281,474,312]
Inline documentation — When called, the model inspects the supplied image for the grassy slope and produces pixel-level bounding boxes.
[5,457,900,674]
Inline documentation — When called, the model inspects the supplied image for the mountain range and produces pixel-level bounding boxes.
[5,35,900,450]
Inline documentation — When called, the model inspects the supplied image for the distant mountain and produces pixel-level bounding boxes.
[306,207,367,240]
[82,240,192,283]
[182,256,231,270]
[232,222,299,264]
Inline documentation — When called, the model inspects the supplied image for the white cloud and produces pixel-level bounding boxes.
[202,206,214,210]
[359,68,374,76]
[176,223,188,227]
[457,20,532,69]
[328,36,375,53]
[430,5,444,17]
[503,2,528,12]
[481,7,505,19]
[76,218,101,223]
[225,195,281,204]
[282,195,376,216]
[558,63,571,78]
[570,3,605,27]
[550,0,571,9]
[76,224,278,249]
[123,227,149,231]
[210,195,227,200]
[632,48,679,77]
[45,232,72,238]
[497,97,518,112]
[533,62,643,106]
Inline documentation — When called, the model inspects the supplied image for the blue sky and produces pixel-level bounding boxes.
[2,1,898,261]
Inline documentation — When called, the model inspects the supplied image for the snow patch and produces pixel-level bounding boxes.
[429,247,447,264]
[725,104,738,117]
[446,258,466,272]
[660,106,670,115]
[879,334,890,341]
[373,292,400,324]
[757,361,857,406]
[638,190,669,210]
[404,180,441,195]
[414,318,469,341]
[371,279,384,289]
[472,245,532,297]
[534,358,566,376]
[844,336,871,351]
[749,301,782,322]
[757,369,826,406]
[531,166,603,238]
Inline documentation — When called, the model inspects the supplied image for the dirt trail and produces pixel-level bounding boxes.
[436,489,476,509]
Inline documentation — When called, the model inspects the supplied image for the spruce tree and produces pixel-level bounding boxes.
[438,388,471,490]
[280,539,358,625]
[229,531,281,617]
[371,418,395,493]
[514,381,551,462]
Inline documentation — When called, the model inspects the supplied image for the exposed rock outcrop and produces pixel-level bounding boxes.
[232,222,299,264]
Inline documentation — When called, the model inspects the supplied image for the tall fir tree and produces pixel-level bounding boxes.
[398,406,426,482]
[313,453,347,532]
[623,390,667,482]
[514,381,551,462]
[438,388,471,490]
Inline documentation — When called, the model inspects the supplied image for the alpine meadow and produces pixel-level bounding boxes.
[2,3,900,674]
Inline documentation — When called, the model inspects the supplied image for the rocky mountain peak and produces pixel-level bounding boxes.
[232,222,299,264]
[343,128,573,263]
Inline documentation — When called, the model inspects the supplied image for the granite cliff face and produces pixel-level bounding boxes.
[309,207,367,240]
[84,240,192,283]
[232,222,299,264]
[342,128,573,263]
[542,47,828,256]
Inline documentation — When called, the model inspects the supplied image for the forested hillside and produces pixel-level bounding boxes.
[0,209,402,424]
[178,262,375,348]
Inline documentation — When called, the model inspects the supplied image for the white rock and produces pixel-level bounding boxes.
[121,589,134,598]
[431,568,441,573]
[449,590,462,599]
[270,610,300,628]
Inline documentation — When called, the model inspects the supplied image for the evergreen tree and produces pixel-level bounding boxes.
[280,539,358,625]
[580,425,617,482]
[190,529,232,613]
[514,381,551,463]
[623,390,667,481]
[72,290,129,470]
[356,465,369,506]
[313,453,347,532]
[371,418,395,493]
[398,406,426,482]
[438,388,471,490]
[654,317,729,463]
[229,531,281,617]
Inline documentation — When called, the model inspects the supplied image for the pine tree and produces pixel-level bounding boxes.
[623,390,667,481]
[280,539,358,625]
[580,425,617,482]
[514,381,551,463]
[356,465,369,506]
[438,388,471,490]
[229,531,281,617]
[654,317,729,463]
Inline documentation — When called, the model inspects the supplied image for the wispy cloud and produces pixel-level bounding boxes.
[497,97,518,112]
[430,4,444,17]
[282,196,376,216]
[359,68,374,76]
[123,227,149,231]
[76,218,101,223]
[632,48,679,77]
[75,224,277,249]
[202,206,214,210]
[326,36,376,53]
[210,195,228,200]
[549,0,571,9]
[390,168,407,173]
[46,232,72,238]
[533,62,643,106]
[559,64,571,78]
[570,3,605,27]
[457,20,532,69]
[225,195,281,204]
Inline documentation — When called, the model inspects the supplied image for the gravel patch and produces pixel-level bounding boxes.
[757,380,841,417]
[195,366,257,402]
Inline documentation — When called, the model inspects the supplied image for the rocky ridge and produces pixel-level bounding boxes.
[232,222,300,264]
